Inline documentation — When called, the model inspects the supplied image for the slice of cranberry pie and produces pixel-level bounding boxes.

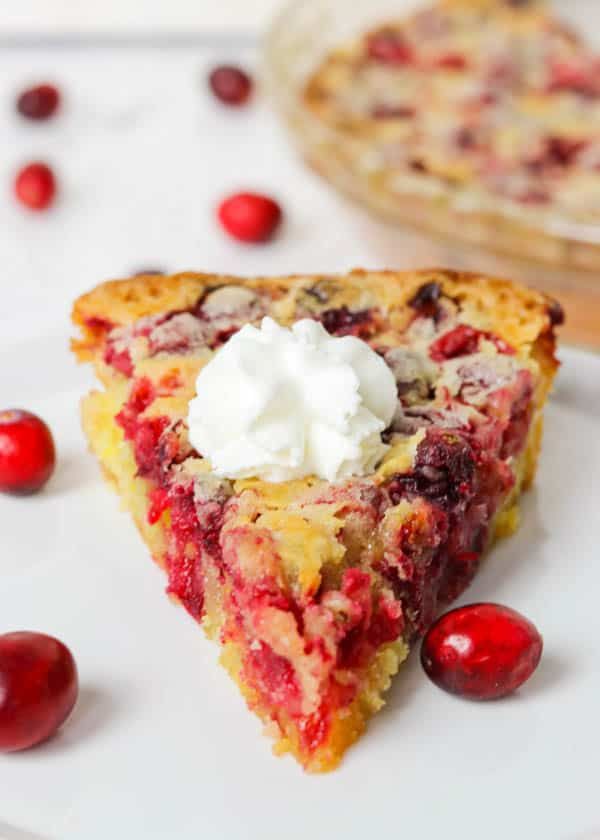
[72,269,560,771]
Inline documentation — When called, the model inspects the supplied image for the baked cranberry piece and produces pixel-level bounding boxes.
[408,281,442,319]
[319,306,372,337]
[548,59,600,98]
[0,409,56,494]
[366,30,414,65]
[0,632,78,752]
[14,162,56,210]
[388,428,475,508]
[16,84,60,120]
[434,53,468,71]
[430,324,513,361]
[547,298,565,327]
[528,136,587,172]
[209,65,252,105]
[421,603,543,700]
[217,192,282,242]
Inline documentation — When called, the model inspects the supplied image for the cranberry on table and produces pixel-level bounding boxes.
[0,632,78,752]
[208,65,252,105]
[421,603,543,700]
[14,162,56,211]
[217,192,282,243]
[16,84,61,120]
[0,409,56,494]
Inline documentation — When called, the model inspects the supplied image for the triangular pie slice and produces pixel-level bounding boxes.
[72,269,559,771]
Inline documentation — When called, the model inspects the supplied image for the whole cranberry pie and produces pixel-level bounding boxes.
[297,0,600,267]
[72,269,559,771]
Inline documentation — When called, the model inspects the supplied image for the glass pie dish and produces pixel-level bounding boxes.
[263,0,600,346]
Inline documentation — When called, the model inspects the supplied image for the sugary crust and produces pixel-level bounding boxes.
[72,268,558,364]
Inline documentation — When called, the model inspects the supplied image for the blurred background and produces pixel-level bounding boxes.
[2,0,600,353]
[0,1,282,35]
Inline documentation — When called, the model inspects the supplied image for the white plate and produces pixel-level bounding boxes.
[1,40,600,840]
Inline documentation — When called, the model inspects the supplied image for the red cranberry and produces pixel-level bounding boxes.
[366,30,414,65]
[421,603,543,700]
[319,306,372,337]
[0,632,78,752]
[0,409,56,494]
[208,65,252,105]
[16,84,60,120]
[14,162,56,211]
[429,324,513,362]
[217,192,282,243]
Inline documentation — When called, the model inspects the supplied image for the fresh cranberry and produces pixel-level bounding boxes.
[16,84,60,120]
[208,65,252,105]
[0,632,78,752]
[14,162,56,210]
[217,192,282,243]
[366,30,414,65]
[0,409,56,494]
[421,603,543,700]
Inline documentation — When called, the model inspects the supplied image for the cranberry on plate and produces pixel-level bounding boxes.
[217,192,282,243]
[0,632,78,752]
[0,409,56,494]
[208,65,252,105]
[421,603,543,700]
[14,162,56,211]
[16,84,61,120]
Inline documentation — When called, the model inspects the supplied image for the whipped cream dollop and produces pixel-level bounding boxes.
[187,317,397,483]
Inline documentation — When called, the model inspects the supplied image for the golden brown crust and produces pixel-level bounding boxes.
[72,268,558,365]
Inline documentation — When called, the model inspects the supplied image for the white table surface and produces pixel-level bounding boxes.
[1,25,600,840]
[0,0,284,36]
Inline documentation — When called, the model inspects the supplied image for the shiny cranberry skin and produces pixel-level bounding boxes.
[217,192,282,243]
[14,162,56,210]
[0,409,56,494]
[421,603,543,700]
[208,65,252,105]
[0,632,78,752]
[16,84,60,120]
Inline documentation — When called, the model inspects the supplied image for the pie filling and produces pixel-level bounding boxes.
[84,280,540,767]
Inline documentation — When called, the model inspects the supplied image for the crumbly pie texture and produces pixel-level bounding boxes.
[72,269,559,772]
[299,0,600,268]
